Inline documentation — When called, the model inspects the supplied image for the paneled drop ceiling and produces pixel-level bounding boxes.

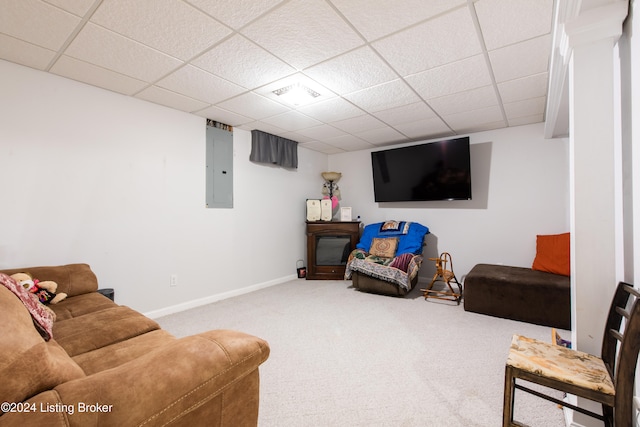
[0,0,554,153]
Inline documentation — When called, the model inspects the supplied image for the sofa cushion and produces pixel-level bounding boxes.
[72,329,176,375]
[53,306,161,356]
[50,292,117,321]
[0,263,99,298]
[0,340,85,406]
[0,285,85,405]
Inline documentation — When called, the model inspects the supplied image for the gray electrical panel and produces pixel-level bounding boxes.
[205,126,233,208]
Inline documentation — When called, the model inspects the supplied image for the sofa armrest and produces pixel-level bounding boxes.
[0,330,270,427]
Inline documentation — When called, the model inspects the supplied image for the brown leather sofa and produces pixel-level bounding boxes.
[0,263,270,426]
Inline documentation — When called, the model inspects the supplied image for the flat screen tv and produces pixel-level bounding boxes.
[371,137,471,202]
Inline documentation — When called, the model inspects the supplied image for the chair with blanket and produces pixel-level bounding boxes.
[344,220,429,296]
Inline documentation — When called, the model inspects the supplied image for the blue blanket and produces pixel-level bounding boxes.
[356,221,429,255]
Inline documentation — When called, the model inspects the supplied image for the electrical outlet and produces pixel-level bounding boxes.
[170,274,178,287]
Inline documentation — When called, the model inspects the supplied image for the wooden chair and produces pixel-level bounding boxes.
[503,281,640,427]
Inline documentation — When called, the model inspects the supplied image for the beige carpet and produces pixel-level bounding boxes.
[156,279,567,427]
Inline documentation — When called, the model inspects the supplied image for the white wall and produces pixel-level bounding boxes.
[328,123,570,281]
[0,60,327,314]
[622,0,640,287]
[0,58,571,315]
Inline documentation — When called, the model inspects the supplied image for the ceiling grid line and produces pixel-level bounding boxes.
[0,0,555,153]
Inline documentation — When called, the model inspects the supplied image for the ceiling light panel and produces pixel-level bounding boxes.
[272,83,320,106]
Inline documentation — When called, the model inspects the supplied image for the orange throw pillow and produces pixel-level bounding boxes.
[532,233,570,276]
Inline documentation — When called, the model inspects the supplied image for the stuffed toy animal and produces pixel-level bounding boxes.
[10,272,67,305]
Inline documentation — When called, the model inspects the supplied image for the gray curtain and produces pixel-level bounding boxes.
[250,130,298,169]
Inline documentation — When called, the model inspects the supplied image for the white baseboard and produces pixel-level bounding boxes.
[144,274,298,319]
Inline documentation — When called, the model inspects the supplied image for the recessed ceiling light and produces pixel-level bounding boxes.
[272,83,321,106]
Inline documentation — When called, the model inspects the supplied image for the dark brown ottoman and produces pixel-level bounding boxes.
[463,263,571,329]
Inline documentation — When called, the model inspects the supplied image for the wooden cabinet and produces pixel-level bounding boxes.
[306,221,360,280]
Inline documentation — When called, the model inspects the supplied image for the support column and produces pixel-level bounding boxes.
[569,36,618,354]
[564,2,628,426]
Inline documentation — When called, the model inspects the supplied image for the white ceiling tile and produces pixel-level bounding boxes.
[393,117,454,139]
[299,141,345,154]
[509,114,544,127]
[406,55,492,99]
[277,131,314,143]
[241,0,363,69]
[135,85,210,112]
[498,72,548,103]
[193,105,254,126]
[50,55,148,95]
[489,35,552,83]
[304,46,398,94]
[355,127,408,145]
[296,124,346,140]
[331,0,465,41]
[216,92,289,120]
[43,0,96,16]
[345,80,421,113]
[373,6,482,76]
[261,110,322,131]
[91,0,231,60]
[0,34,56,70]
[238,120,288,137]
[443,105,505,131]
[373,102,437,126]
[297,97,364,123]
[330,114,387,134]
[65,23,182,81]
[429,85,499,116]
[0,0,80,50]
[0,0,555,153]
[454,120,505,133]
[157,65,245,104]
[323,135,374,151]
[186,0,285,30]
[475,0,554,50]
[192,35,295,89]
[504,96,546,120]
